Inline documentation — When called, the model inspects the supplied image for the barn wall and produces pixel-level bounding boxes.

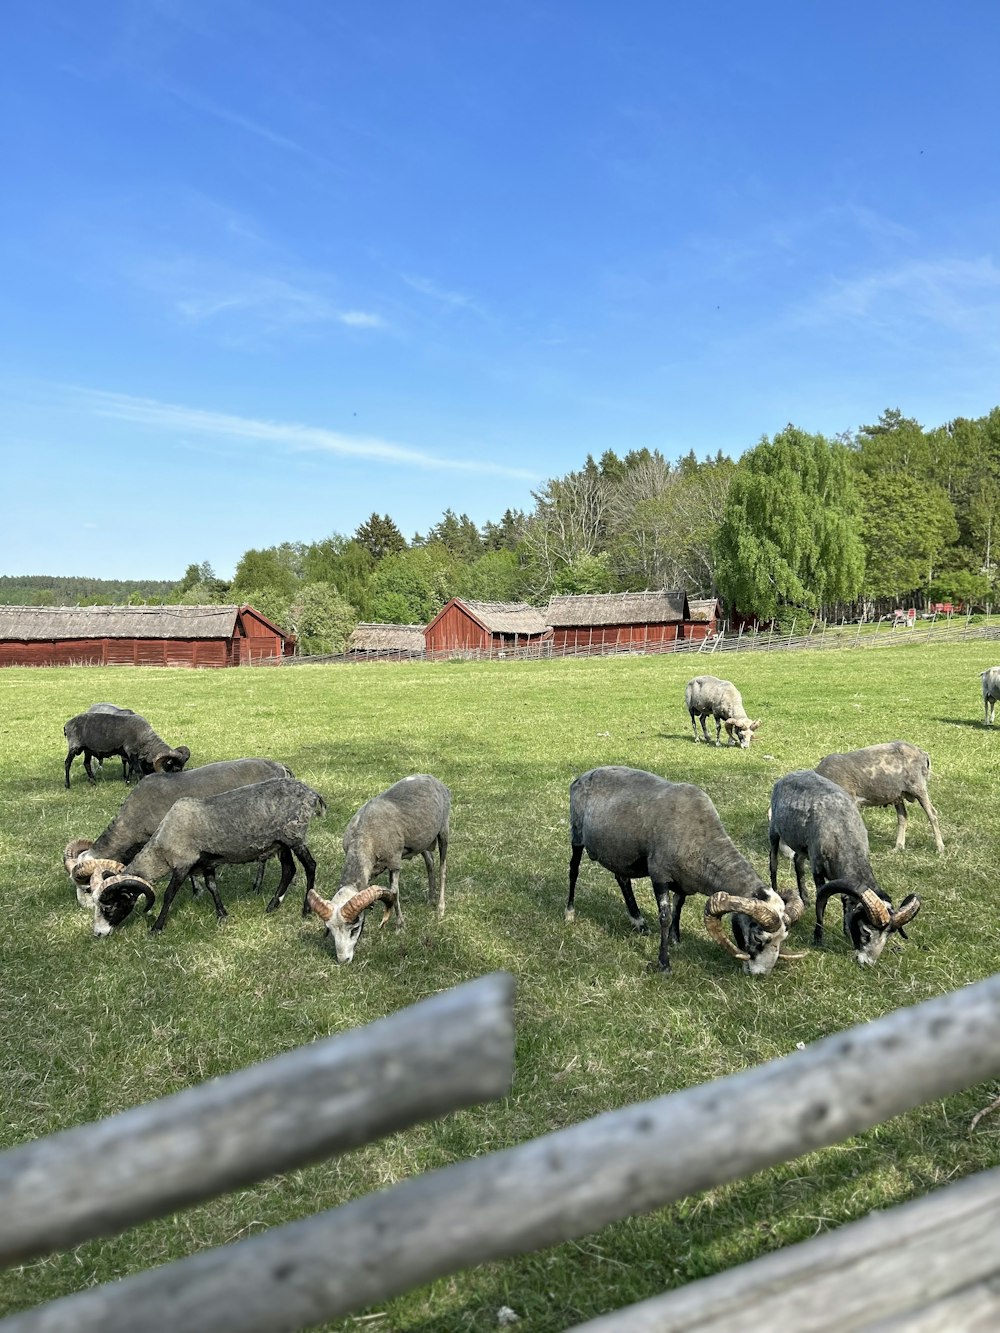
[237,609,286,663]
[550,622,682,651]
[425,604,489,653]
[0,638,230,668]
[685,620,716,642]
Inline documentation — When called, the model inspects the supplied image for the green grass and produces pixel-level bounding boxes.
[2,645,1000,1329]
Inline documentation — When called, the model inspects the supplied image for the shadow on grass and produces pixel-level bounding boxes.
[933,717,990,730]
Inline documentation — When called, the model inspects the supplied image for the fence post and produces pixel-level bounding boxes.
[768,622,774,652]
[787,619,795,648]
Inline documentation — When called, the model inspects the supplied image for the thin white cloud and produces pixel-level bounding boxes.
[402,273,484,314]
[338,310,387,328]
[162,83,326,165]
[78,389,537,479]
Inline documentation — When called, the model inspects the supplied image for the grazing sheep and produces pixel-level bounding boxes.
[306,775,450,964]
[981,667,1000,727]
[81,778,326,935]
[63,711,190,788]
[85,703,136,779]
[815,741,944,854]
[768,769,921,967]
[565,766,800,975]
[684,675,761,748]
[64,757,294,911]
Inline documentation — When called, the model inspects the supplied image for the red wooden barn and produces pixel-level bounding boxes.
[545,590,691,653]
[686,597,721,642]
[0,604,289,668]
[424,599,551,657]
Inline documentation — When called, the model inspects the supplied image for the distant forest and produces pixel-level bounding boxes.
[7,405,1000,654]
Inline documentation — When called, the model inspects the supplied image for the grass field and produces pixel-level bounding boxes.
[3,644,1000,1329]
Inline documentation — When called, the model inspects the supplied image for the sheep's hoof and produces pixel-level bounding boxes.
[265,898,282,913]
[435,906,445,921]
[647,960,671,975]
[634,920,650,936]
[564,908,576,924]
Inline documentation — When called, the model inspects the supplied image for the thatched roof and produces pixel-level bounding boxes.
[449,599,551,635]
[688,597,720,623]
[347,623,426,653]
[0,604,283,641]
[545,590,690,627]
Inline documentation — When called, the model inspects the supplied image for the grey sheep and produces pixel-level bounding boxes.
[565,766,800,975]
[815,741,944,854]
[684,675,761,748]
[81,777,326,935]
[64,757,294,912]
[63,710,190,788]
[84,703,137,780]
[768,769,921,967]
[981,667,1000,727]
[306,774,450,964]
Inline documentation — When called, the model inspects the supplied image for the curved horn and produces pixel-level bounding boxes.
[776,949,808,961]
[782,893,806,926]
[703,893,751,961]
[152,753,169,773]
[63,839,94,877]
[815,881,890,941]
[340,885,397,925]
[708,891,782,932]
[86,859,126,892]
[306,888,334,922]
[94,874,155,920]
[891,893,921,930]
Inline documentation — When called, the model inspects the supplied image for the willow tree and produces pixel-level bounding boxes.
[713,426,865,619]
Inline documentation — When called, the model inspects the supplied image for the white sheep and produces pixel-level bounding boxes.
[981,667,1000,727]
[306,774,450,963]
[684,675,760,748]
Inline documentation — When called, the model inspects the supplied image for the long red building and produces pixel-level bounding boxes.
[546,590,691,652]
[0,604,289,668]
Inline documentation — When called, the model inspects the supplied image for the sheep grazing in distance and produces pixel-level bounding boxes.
[63,710,190,788]
[981,667,1000,727]
[565,766,802,976]
[815,741,944,854]
[64,757,295,914]
[684,675,761,748]
[84,703,137,780]
[768,769,921,967]
[81,777,326,935]
[307,774,450,964]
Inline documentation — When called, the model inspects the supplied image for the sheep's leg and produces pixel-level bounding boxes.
[388,868,405,928]
[916,792,945,854]
[252,857,268,894]
[650,880,673,973]
[434,830,448,920]
[668,890,688,943]
[201,869,229,923]
[893,800,908,851]
[614,875,649,934]
[699,713,713,744]
[690,711,701,743]
[714,715,724,746]
[421,850,436,905]
[150,869,188,933]
[289,844,318,916]
[64,746,82,788]
[566,844,584,922]
[768,832,781,893]
[82,750,99,785]
[793,853,810,905]
[266,846,298,913]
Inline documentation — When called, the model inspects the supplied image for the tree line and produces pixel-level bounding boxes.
[9,405,1000,652]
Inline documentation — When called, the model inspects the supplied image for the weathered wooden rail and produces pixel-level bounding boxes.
[3,970,1000,1331]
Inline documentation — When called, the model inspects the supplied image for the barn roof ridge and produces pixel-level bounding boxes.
[544,588,691,627]
[0,603,279,641]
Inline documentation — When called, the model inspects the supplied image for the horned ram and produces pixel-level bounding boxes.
[564,765,802,975]
[815,741,944,854]
[306,774,450,964]
[768,768,921,967]
[684,675,760,748]
[63,710,190,788]
[80,777,326,935]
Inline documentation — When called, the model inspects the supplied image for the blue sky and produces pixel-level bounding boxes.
[3,1,999,580]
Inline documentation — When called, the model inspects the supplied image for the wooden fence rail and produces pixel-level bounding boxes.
[5,970,1000,1333]
[0,972,515,1269]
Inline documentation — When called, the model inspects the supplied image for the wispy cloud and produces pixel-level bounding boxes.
[402,273,485,315]
[77,389,537,479]
[794,256,1000,341]
[162,82,327,166]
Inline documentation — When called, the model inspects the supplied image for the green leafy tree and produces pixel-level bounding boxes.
[228,586,293,629]
[231,548,298,600]
[302,535,375,617]
[457,549,530,602]
[369,545,457,623]
[714,426,864,618]
[551,552,616,594]
[287,583,358,654]
[858,473,959,598]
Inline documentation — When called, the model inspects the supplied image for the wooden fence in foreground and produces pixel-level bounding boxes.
[262,612,1000,667]
[3,970,1000,1331]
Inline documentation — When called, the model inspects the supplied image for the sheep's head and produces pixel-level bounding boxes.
[306,885,397,963]
[814,881,921,966]
[76,861,155,936]
[724,717,761,749]
[152,746,191,774]
[704,890,801,975]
